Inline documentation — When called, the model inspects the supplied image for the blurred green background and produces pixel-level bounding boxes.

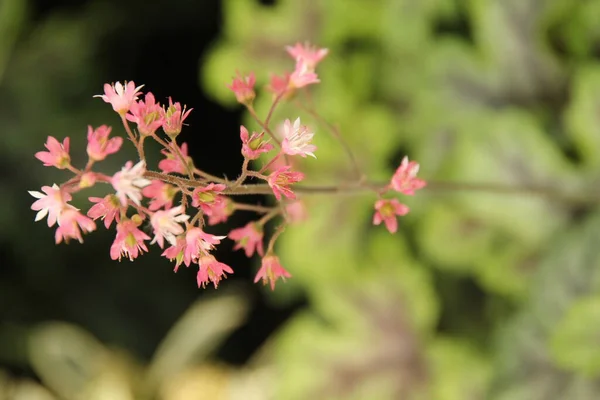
[2,0,600,399]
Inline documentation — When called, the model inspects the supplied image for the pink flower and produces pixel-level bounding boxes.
[87,195,121,229]
[267,72,290,97]
[161,97,192,137]
[86,125,123,161]
[284,200,308,224]
[228,222,264,258]
[111,161,152,206]
[150,206,190,248]
[390,156,426,195]
[373,199,409,234]
[184,227,226,266]
[289,60,320,89]
[35,136,71,169]
[94,81,144,114]
[142,180,178,211]
[162,236,186,272]
[197,255,234,288]
[110,218,151,261]
[281,117,316,158]
[206,197,234,226]
[267,166,305,201]
[191,183,227,214]
[240,125,273,160]
[158,143,193,174]
[286,42,328,71]
[126,92,164,136]
[227,72,256,105]
[254,254,291,290]
[54,208,96,244]
[29,184,72,227]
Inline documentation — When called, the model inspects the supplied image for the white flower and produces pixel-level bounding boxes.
[281,117,317,158]
[111,161,151,206]
[150,206,190,248]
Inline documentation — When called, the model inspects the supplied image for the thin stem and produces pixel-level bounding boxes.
[120,115,140,157]
[233,203,274,213]
[246,105,281,146]
[266,223,286,254]
[259,153,281,175]
[192,168,228,184]
[257,208,281,226]
[264,91,285,128]
[231,158,250,188]
[296,96,363,180]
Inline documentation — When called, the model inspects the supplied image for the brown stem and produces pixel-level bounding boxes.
[233,203,274,213]
[246,105,281,146]
[120,115,141,158]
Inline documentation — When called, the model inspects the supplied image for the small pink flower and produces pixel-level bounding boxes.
[162,236,187,272]
[390,156,426,195]
[35,136,71,169]
[29,184,72,227]
[373,199,409,234]
[254,254,291,290]
[286,42,328,71]
[87,195,121,229]
[111,161,152,206]
[206,197,234,226]
[150,206,190,248]
[267,72,290,97]
[289,60,320,89]
[197,255,234,288]
[54,208,96,244]
[240,125,273,160]
[227,72,256,105]
[281,117,316,158]
[110,218,151,261]
[158,143,193,174]
[142,180,178,211]
[126,92,164,136]
[284,200,308,224]
[184,227,226,266]
[94,81,144,114]
[267,166,305,201]
[79,172,98,189]
[191,183,227,214]
[228,222,264,258]
[161,97,192,137]
[86,125,123,161]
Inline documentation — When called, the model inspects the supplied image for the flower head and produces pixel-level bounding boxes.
[110,217,151,261]
[197,255,233,288]
[191,183,226,214]
[158,143,193,174]
[286,42,328,71]
[111,161,152,206]
[150,206,189,248]
[35,136,70,169]
[373,199,409,234]
[254,254,291,290]
[281,117,316,158]
[227,72,256,105]
[54,209,96,244]
[126,92,164,136]
[184,227,226,266]
[240,125,273,160]
[206,197,234,226]
[95,81,144,114]
[87,195,121,229]
[142,180,178,211]
[284,200,308,224]
[228,222,264,258]
[29,184,72,227]
[162,236,187,272]
[267,72,291,97]
[161,97,192,137]
[86,125,123,161]
[390,156,426,195]
[289,60,320,89]
[267,166,305,201]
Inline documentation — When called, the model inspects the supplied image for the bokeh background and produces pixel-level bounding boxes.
[2,0,600,399]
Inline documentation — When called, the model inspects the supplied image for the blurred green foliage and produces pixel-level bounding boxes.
[201,0,600,399]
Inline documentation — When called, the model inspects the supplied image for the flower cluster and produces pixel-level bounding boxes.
[30,42,425,291]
